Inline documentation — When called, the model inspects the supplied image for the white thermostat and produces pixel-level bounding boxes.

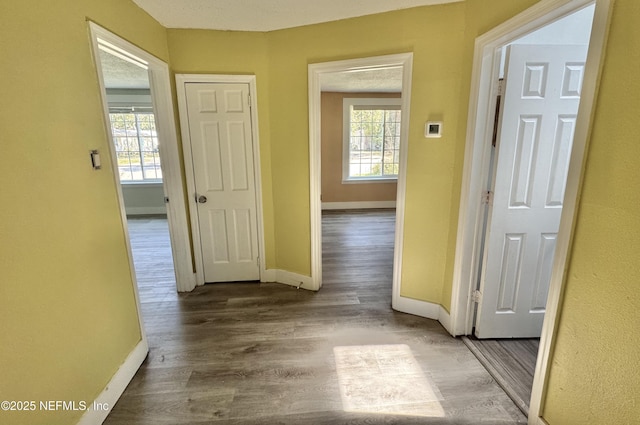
[425,121,443,138]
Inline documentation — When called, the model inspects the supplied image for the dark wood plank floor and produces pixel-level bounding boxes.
[105,211,526,424]
[462,337,539,416]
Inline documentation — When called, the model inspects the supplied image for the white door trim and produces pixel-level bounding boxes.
[176,74,267,286]
[447,0,612,422]
[89,23,196,318]
[308,53,413,293]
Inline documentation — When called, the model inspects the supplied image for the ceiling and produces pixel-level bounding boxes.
[132,0,462,31]
[99,48,150,89]
[320,67,403,93]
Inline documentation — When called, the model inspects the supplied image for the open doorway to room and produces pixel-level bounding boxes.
[308,54,413,307]
[95,42,178,307]
[89,24,196,322]
[449,1,609,420]
[318,68,403,304]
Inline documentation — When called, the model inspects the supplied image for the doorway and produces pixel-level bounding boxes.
[89,23,195,301]
[94,36,180,307]
[308,54,413,302]
[317,67,403,301]
[475,6,595,340]
[175,74,267,287]
[449,0,611,422]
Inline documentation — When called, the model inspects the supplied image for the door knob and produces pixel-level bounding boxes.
[197,195,207,203]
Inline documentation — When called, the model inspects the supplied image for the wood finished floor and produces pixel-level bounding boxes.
[106,211,526,424]
[462,337,539,416]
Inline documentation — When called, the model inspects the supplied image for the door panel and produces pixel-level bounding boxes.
[475,44,587,338]
[185,82,259,283]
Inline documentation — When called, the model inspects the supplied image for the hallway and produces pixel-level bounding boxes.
[105,212,525,424]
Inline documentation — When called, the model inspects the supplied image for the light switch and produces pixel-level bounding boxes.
[90,149,102,170]
[425,121,443,138]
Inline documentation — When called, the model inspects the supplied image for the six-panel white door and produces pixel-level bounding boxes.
[184,82,260,283]
[475,44,588,338]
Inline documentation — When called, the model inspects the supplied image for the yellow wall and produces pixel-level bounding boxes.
[0,1,167,424]
[264,1,539,297]
[266,3,468,283]
[321,92,399,203]
[542,1,640,423]
[165,0,538,298]
[4,1,638,423]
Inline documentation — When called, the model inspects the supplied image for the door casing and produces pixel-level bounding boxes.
[447,0,612,422]
[176,74,267,286]
[89,23,195,297]
[307,53,413,299]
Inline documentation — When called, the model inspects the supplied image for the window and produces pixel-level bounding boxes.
[108,110,162,182]
[343,98,402,182]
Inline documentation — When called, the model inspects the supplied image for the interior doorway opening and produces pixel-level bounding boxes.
[94,37,180,307]
[89,24,196,312]
[317,67,403,302]
[465,3,595,416]
[308,54,413,310]
[449,0,611,421]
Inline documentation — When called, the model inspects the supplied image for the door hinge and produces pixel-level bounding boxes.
[257,256,260,268]
[472,290,482,303]
[248,93,251,106]
[482,191,494,205]
[163,196,169,204]
[497,78,505,96]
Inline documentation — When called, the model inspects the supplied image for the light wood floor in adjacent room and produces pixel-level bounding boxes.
[105,211,526,424]
[462,337,539,416]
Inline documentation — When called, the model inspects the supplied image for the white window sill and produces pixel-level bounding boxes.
[342,178,398,184]
[121,181,163,186]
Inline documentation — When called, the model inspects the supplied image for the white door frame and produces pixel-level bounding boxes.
[89,23,196,297]
[447,0,612,422]
[176,74,267,286]
[308,53,413,293]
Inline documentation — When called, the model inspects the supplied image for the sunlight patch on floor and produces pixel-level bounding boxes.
[334,344,445,417]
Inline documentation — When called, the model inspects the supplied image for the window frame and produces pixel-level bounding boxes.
[108,106,162,184]
[342,97,403,184]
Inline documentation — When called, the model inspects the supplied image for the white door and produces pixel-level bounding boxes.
[184,82,260,282]
[475,44,588,338]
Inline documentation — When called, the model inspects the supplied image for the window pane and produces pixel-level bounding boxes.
[347,104,401,179]
[109,112,161,182]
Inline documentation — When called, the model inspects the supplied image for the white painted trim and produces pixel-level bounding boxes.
[530,1,612,422]
[175,74,267,286]
[124,207,167,216]
[260,269,313,290]
[445,1,612,423]
[340,178,397,184]
[438,306,453,335]
[274,269,314,290]
[261,269,277,282]
[77,339,148,425]
[308,53,414,294]
[392,296,440,320]
[321,201,396,210]
[390,296,454,335]
[89,23,196,293]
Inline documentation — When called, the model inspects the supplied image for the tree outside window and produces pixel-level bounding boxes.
[343,98,402,182]
[108,111,162,182]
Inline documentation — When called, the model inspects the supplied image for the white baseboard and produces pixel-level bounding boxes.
[392,295,440,320]
[438,306,454,335]
[261,269,314,291]
[77,339,148,425]
[124,207,167,215]
[322,201,396,210]
[261,269,277,282]
[392,295,455,335]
